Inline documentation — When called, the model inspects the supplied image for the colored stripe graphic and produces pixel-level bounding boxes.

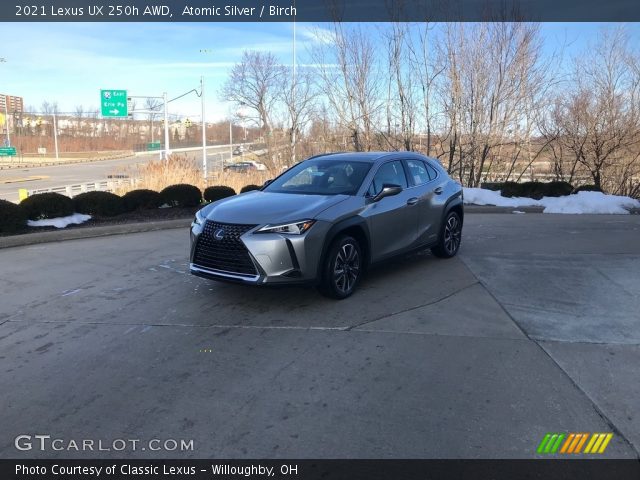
[550,434,565,453]
[560,433,575,453]
[538,433,566,454]
[539,433,613,454]
[574,433,589,453]
[537,434,552,454]
[584,434,599,453]
[598,433,613,453]
[585,433,614,454]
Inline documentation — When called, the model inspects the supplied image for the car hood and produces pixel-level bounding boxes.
[202,191,349,225]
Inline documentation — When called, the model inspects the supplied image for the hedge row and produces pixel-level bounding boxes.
[481,181,602,199]
[1,183,262,234]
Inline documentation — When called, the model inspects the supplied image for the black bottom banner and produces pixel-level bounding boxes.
[3,459,640,480]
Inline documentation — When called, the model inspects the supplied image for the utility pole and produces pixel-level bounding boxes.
[201,76,207,181]
[163,91,170,160]
[229,120,233,163]
[52,111,59,160]
[3,96,10,147]
[292,14,296,164]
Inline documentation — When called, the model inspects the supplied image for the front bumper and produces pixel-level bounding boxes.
[189,219,329,285]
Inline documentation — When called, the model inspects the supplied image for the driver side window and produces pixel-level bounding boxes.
[367,161,408,196]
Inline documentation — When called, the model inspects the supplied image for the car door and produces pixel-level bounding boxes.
[405,159,446,246]
[363,160,419,261]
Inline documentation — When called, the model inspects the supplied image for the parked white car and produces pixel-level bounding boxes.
[246,160,267,171]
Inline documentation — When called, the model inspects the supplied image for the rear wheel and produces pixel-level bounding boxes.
[431,211,462,258]
[318,235,362,299]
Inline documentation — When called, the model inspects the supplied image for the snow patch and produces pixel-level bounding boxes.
[541,192,640,214]
[28,213,92,229]
[463,188,640,214]
[463,188,541,208]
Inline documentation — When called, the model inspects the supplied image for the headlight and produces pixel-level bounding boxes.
[193,209,205,226]
[257,220,315,235]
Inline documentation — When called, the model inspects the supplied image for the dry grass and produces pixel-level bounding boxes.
[210,170,270,193]
[114,154,270,195]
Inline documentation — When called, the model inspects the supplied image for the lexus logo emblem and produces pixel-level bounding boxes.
[213,228,225,240]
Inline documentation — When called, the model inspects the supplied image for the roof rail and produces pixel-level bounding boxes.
[305,152,348,160]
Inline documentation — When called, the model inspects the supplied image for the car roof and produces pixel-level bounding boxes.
[308,151,430,164]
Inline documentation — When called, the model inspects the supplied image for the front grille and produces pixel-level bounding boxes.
[193,221,258,276]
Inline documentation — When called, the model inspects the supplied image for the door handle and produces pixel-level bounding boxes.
[407,197,419,206]
[434,187,444,195]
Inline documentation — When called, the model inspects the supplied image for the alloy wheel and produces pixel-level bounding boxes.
[333,242,360,294]
[443,214,461,255]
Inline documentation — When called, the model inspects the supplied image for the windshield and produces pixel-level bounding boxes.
[264,159,372,195]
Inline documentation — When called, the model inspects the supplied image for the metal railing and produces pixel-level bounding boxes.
[23,178,137,199]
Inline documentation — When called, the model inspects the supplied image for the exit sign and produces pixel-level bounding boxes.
[0,146,17,156]
[101,90,128,117]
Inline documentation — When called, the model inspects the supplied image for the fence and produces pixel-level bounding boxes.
[20,178,137,200]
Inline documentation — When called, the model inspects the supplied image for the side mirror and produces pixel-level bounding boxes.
[262,179,273,188]
[373,184,402,202]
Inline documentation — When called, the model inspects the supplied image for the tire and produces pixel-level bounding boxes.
[318,235,363,299]
[431,210,462,258]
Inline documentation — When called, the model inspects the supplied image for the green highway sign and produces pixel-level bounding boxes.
[100,89,128,117]
[0,146,17,156]
[147,141,161,151]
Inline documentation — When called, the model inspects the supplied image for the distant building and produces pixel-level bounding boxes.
[0,94,24,137]
[0,94,24,113]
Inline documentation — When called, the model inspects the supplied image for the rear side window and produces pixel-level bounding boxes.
[406,159,431,185]
[425,162,439,181]
[368,161,408,196]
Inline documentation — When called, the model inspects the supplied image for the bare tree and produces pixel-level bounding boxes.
[144,97,162,142]
[382,23,420,151]
[74,105,84,135]
[406,22,444,156]
[436,22,549,186]
[311,23,383,151]
[280,66,317,165]
[550,28,640,192]
[221,50,285,135]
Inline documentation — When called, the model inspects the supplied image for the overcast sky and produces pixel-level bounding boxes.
[1,22,638,122]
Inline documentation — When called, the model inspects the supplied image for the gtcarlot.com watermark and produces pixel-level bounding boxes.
[15,435,194,452]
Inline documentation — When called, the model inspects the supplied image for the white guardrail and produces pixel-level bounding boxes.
[22,178,137,199]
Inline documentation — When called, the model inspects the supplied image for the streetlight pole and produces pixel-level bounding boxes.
[201,76,207,181]
[229,120,233,162]
[52,111,59,160]
[292,13,296,164]
[3,96,10,147]
[0,58,10,147]
[163,91,170,160]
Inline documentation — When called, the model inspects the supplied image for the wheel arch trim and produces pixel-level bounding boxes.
[319,217,371,273]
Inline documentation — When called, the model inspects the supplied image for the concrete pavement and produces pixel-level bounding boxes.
[0,214,639,459]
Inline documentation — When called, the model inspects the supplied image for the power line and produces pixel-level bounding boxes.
[16,86,204,117]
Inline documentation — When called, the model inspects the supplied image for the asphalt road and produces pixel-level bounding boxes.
[0,213,639,459]
[0,146,233,203]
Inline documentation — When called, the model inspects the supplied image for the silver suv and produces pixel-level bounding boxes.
[190,152,463,298]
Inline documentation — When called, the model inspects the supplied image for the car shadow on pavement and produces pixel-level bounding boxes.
[194,248,474,330]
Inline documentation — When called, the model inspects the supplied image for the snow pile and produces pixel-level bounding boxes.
[463,188,540,208]
[463,188,640,214]
[541,191,640,214]
[28,213,92,228]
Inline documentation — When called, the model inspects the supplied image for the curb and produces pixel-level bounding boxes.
[2,205,637,250]
[464,205,640,214]
[0,153,133,170]
[0,207,536,250]
[464,205,545,214]
[0,218,191,250]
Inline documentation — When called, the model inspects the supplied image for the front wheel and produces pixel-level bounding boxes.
[431,211,462,258]
[318,235,362,299]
